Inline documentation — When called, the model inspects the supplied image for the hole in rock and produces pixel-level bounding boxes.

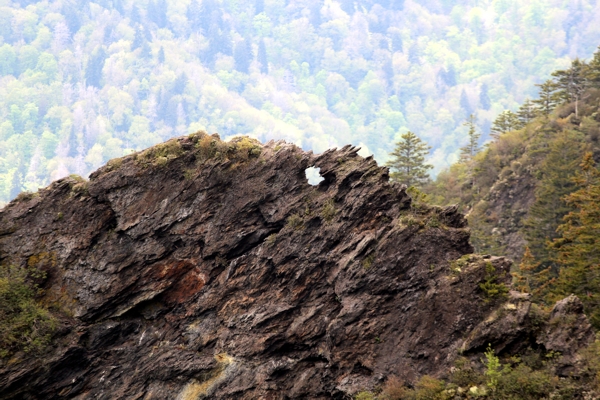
[305,167,324,186]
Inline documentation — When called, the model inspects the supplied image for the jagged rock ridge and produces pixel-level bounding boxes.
[0,132,593,399]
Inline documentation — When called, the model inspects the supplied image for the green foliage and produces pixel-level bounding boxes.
[522,129,587,266]
[0,265,56,358]
[532,80,560,117]
[363,339,600,399]
[265,233,277,247]
[398,214,423,229]
[286,214,304,230]
[479,262,509,303]
[552,58,590,118]
[459,114,481,163]
[1,0,599,203]
[429,48,600,268]
[512,247,554,303]
[425,215,441,229]
[551,152,600,327]
[362,254,375,270]
[483,345,501,390]
[491,110,521,138]
[321,198,336,223]
[136,139,184,168]
[386,132,432,188]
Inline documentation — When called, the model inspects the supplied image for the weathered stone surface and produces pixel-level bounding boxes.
[0,133,594,399]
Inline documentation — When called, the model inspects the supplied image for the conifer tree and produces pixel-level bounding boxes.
[479,83,491,110]
[460,89,472,116]
[187,0,202,32]
[460,114,481,162]
[391,30,403,53]
[552,58,590,118]
[532,80,559,117]
[257,39,268,74]
[255,0,265,14]
[523,130,586,265]
[517,99,536,126]
[386,131,432,188]
[157,46,165,64]
[551,152,600,326]
[234,39,252,74]
[589,46,600,86]
[132,27,144,50]
[140,41,152,59]
[491,110,520,138]
[513,247,554,302]
[85,47,107,88]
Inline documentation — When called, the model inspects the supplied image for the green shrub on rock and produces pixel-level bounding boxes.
[0,265,56,358]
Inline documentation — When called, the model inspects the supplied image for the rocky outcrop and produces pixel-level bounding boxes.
[0,133,594,399]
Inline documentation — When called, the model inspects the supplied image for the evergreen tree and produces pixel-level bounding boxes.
[148,0,168,29]
[391,31,403,53]
[442,64,457,86]
[491,110,520,138]
[523,130,586,266]
[257,39,268,74]
[173,73,187,95]
[517,99,536,126]
[62,6,81,36]
[130,6,141,24]
[386,131,432,188]
[85,47,107,88]
[204,22,232,64]
[408,43,419,64]
[551,152,600,327]
[140,41,152,59]
[67,126,79,157]
[9,170,22,200]
[512,247,554,302]
[460,114,481,162]
[132,27,144,50]
[308,1,322,27]
[588,46,600,86]
[187,0,202,32]
[552,58,590,118]
[532,80,559,117]
[157,46,165,64]
[199,0,219,34]
[460,89,472,116]
[103,25,114,43]
[255,0,265,14]
[479,83,491,110]
[234,39,252,74]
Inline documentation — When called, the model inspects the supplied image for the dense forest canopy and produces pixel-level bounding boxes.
[0,0,600,204]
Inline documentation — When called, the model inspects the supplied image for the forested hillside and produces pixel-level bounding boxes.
[428,47,600,326]
[1,0,600,204]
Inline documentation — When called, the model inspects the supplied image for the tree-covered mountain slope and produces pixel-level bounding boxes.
[428,48,600,328]
[1,0,600,204]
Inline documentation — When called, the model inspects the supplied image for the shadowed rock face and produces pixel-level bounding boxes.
[0,133,593,399]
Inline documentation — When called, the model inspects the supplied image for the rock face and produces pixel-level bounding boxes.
[0,133,594,399]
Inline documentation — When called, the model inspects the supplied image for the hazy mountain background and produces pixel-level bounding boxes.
[1,0,600,204]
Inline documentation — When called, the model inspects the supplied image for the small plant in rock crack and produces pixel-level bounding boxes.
[286,214,304,230]
[362,254,375,270]
[398,214,423,229]
[426,214,441,229]
[321,198,336,222]
[183,169,196,180]
[265,234,277,247]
